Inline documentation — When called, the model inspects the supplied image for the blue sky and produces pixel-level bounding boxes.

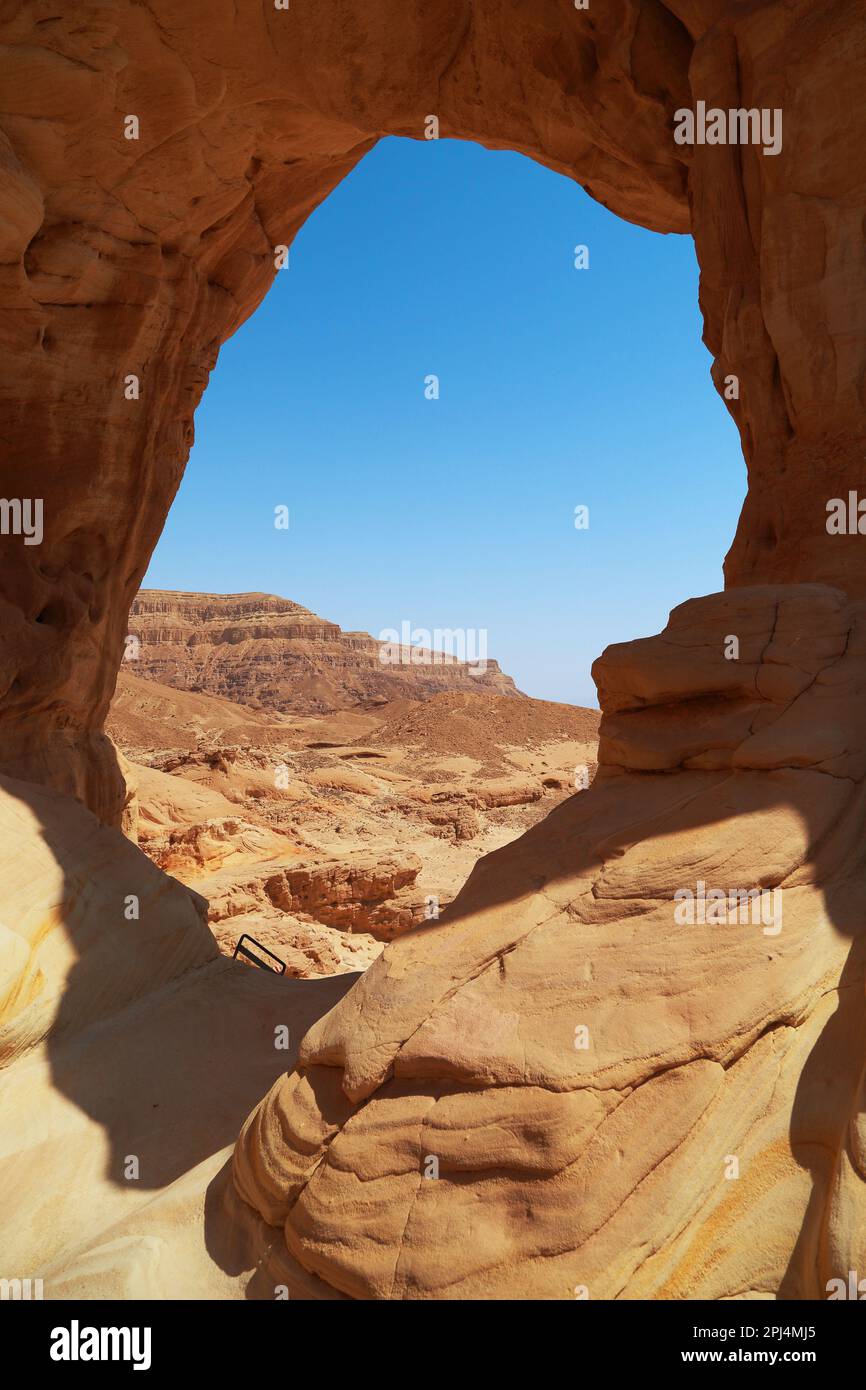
[144,136,744,706]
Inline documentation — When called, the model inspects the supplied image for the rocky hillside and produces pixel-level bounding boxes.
[125,591,522,714]
[107,672,600,977]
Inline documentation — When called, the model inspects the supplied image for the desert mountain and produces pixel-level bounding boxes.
[125,591,522,714]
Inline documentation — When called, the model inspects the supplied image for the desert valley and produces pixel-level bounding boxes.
[111,591,600,979]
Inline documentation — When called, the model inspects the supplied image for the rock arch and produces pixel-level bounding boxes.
[1,0,864,1298]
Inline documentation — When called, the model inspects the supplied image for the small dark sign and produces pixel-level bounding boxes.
[233,933,286,974]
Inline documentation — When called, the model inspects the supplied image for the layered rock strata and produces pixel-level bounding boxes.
[126,591,520,713]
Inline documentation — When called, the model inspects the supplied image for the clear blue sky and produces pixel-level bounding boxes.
[144,136,744,706]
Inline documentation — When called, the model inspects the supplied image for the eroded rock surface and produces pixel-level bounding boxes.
[2,0,863,819]
[113,678,598,977]
[0,767,357,1293]
[127,591,521,712]
[0,0,690,815]
[0,0,863,1301]
[234,585,866,1298]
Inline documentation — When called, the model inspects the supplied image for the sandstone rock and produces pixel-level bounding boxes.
[0,0,689,811]
[0,787,357,1290]
[261,851,422,938]
[473,776,544,809]
[0,0,863,1304]
[0,771,213,1064]
[132,761,258,840]
[211,913,383,980]
[233,586,866,1298]
[152,817,297,878]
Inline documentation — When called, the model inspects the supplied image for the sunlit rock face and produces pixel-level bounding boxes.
[0,0,864,1299]
[233,584,866,1297]
[125,590,522,711]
